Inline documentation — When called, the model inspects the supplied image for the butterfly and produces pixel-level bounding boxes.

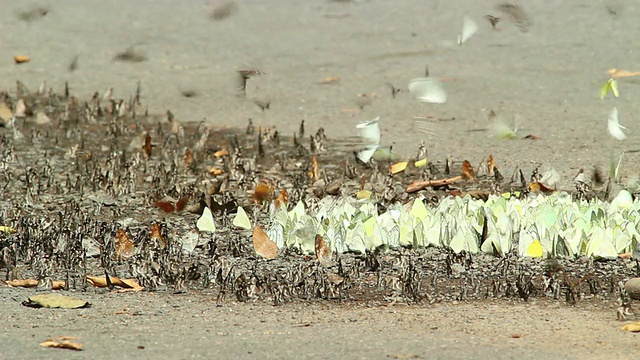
[236,69,264,96]
[355,117,381,163]
[232,206,252,230]
[600,78,619,100]
[196,206,217,233]
[408,77,447,104]
[607,107,627,141]
[253,225,278,259]
[496,3,531,33]
[484,15,500,30]
[458,16,478,45]
[315,234,332,265]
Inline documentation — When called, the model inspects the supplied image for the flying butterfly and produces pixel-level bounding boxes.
[607,107,627,141]
[236,69,264,96]
[496,3,531,33]
[458,16,478,45]
[408,77,447,104]
[355,117,381,163]
[484,15,500,30]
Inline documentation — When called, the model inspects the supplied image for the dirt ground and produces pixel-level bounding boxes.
[1,287,637,360]
[2,0,640,358]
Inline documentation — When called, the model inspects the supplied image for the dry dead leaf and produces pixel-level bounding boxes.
[14,55,30,64]
[320,76,340,85]
[252,225,278,259]
[23,293,90,309]
[608,68,640,79]
[6,279,66,290]
[209,167,224,176]
[86,275,143,291]
[213,149,229,158]
[390,161,408,174]
[39,337,83,351]
[621,322,640,332]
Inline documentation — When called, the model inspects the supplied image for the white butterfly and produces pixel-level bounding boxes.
[355,117,381,163]
[458,16,478,45]
[232,206,252,230]
[196,206,217,233]
[408,77,447,104]
[608,107,627,141]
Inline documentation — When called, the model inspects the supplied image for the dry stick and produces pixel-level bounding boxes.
[405,175,463,193]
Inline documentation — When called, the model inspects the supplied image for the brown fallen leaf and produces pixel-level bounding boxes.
[390,161,408,174]
[209,167,224,176]
[252,225,278,260]
[23,293,90,309]
[6,279,66,290]
[621,322,640,332]
[14,55,30,64]
[608,68,640,79]
[86,275,143,291]
[320,76,340,85]
[213,149,229,158]
[39,337,83,351]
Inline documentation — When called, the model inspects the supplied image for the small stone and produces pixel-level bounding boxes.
[624,278,640,300]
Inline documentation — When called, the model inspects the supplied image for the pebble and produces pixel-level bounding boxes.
[624,278,640,300]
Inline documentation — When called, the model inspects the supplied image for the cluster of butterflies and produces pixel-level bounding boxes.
[193,189,640,260]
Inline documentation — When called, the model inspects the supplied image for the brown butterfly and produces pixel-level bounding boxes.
[252,225,278,259]
[154,196,189,213]
[314,234,332,265]
[484,15,501,30]
[115,229,135,260]
[236,69,264,96]
[496,3,531,33]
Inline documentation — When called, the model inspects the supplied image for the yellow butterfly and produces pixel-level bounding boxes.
[600,78,619,100]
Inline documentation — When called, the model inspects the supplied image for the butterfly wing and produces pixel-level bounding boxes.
[608,107,627,141]
[196,207,217,233]
[458,16,478,44]
[408,77,447,104]
[232,206,252,230]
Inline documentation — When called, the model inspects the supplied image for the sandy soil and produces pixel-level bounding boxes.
[1,287,636,360]
[2,0,640,358]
